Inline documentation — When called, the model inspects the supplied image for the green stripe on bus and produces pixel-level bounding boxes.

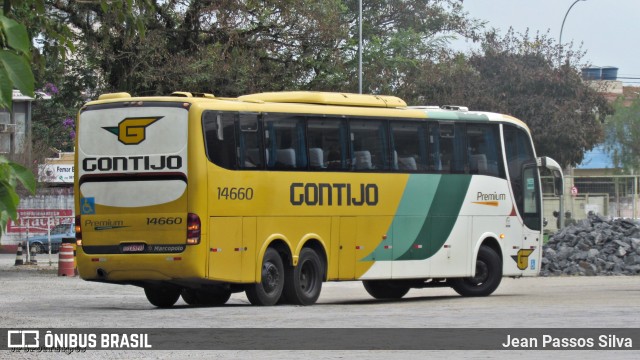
[396,174,471,260]
[361,174,471,262]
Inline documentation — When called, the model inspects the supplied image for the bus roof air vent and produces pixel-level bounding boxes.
[98,92,131,100]
[171,92,193,97]
[407,106,441,110]
[170,92,215,98]
[192,92,216,99]
[441,105,469,112]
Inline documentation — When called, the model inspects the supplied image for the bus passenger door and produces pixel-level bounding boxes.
[520,164,543,274]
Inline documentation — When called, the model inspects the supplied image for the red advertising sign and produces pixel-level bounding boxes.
[7,209,73,234]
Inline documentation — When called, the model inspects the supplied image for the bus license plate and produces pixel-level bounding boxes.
[122,244,145,253]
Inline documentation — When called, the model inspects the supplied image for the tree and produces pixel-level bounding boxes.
[31,49,99,155]
[0,0,146,234]
[604,96,640,173]
[407,29,612,168]
[20,2,609,170]
[0,1,40,235]
[0,157,35,234]
[0,7,34,109]
[9,0,482,159]
[44,0,480,97]
[352,0,481,94]
[19,0,148,156]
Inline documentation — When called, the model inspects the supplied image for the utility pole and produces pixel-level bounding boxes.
[358,0,363,94]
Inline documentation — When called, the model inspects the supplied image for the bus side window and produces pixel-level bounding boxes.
[307,118,348,170]
[238,113,263,169]
[442,123,466,174]
[427,123,440,171]
[264,114,307,170]
[350,119,388,170]
[467,124,505,178]
[427,122,465,174]
[203,111,237,170]
[390,121,426,171]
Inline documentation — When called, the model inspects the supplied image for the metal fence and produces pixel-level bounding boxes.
[543,175,640,232]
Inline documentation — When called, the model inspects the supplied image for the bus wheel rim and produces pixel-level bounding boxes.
[263,262,280,293]
[470,261,489,284]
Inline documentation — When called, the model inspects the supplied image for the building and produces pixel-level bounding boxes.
[0,90,36,158]
[568,69,640,219]
[0,91,73,253]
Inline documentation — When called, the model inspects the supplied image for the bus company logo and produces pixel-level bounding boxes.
[102,116,163,145]
[511,249,534,270]
[290,182,379,206]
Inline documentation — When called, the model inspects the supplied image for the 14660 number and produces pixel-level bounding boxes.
[217,187,254,200]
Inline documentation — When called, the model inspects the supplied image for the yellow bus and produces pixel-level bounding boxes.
[74,91,563,307]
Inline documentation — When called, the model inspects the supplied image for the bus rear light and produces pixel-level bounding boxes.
[187,213,201,245]
[75,215,82,244]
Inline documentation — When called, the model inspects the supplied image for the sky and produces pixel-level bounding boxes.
[457,0,640,85]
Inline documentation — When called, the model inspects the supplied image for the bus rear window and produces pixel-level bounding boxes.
[203,111,262,170]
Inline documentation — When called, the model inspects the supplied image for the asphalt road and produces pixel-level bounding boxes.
[1,254,639,359]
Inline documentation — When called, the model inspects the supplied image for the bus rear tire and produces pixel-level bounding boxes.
[182,289,231,306]
[450,245,502,297]
[144,285,181,308]
[362,280,410,299]
[245,248,284,306]
[283,248,324,305]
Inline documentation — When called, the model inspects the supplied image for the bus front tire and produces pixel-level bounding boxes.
[283,248,324,305]
[144,285,181,308]
[449,245,502,297]
[245,248,284,306]
[182,289,231,306]
[362,280,410,299]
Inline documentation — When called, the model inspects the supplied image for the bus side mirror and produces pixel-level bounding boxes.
[553,170,563,196]
[537,156,564,196]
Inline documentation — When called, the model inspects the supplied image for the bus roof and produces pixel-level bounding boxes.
[238,91,407,108]
[409,106,529,129]
[88,91,529,130]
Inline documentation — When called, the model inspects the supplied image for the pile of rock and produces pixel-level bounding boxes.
[541,215,640,276]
